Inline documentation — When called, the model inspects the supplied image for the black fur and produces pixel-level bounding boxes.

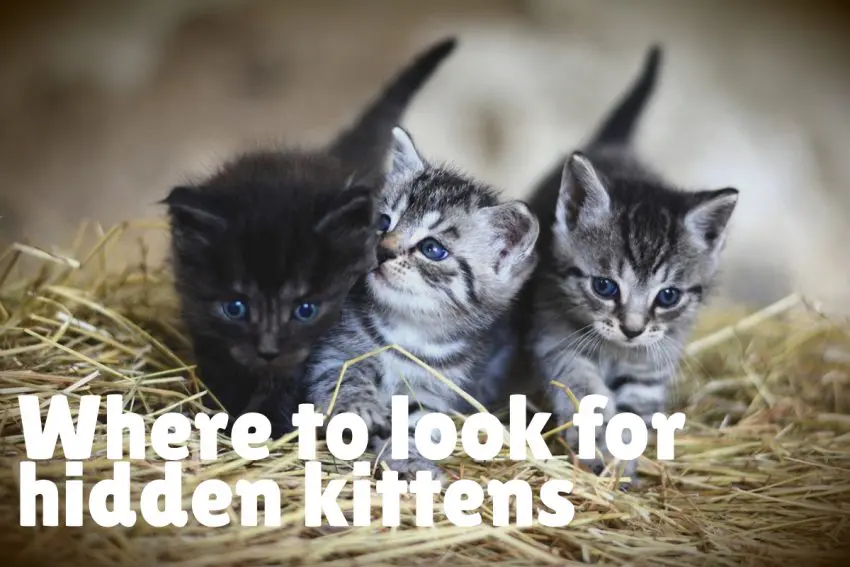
[163,38,457,435]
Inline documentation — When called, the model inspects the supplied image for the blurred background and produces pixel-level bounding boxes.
[1,0,849,310]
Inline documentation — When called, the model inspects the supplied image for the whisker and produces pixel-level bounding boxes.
[551,323,595,351]
[553,329,597,382]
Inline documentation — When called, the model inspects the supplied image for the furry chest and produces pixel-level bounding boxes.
[376,354,460,410]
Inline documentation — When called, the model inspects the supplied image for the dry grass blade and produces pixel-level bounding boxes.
[0,221,848,567]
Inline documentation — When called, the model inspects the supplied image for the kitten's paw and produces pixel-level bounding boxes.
[568,430,639,487]
[557,398,618,448]
[336,399,391,438]
[376,456,446,484]
[611,458,640,490]
[584,458,608,480]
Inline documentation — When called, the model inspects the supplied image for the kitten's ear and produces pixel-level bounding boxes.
[387,126,426,181]
[161,186,227,245]
[555,152,610,232]
[483,201,540,276]
[314,185,375,237]
[684,187,739,251]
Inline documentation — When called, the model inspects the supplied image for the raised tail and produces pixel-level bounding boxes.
[587,44,662,149]
[328,37,457,181]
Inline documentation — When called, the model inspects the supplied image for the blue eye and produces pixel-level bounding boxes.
[292,302,320,322]
[655,287,682,308]
[417,237,449,261]
[377,214,392,233]
[221,299,248,320]
[591,277,619,298]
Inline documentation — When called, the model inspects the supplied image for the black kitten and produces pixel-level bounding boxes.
[163,38,457,435]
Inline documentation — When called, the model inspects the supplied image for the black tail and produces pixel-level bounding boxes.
[328,37,457,181]
[587,44,662,148]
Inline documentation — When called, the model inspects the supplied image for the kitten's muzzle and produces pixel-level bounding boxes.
[376,244,399,265]
[256,347,310,368]
[257,333,280,361]
[619,324,644,340]
[377,233,404,266]
[257,349,279,362]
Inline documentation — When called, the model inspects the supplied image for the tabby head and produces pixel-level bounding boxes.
[550,152,738,348]
[366,127,539,328]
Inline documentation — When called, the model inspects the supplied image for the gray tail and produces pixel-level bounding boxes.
[588,44,662,148]
[328,37,457,180]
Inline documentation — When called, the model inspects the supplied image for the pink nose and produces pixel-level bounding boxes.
[380,233,400,249]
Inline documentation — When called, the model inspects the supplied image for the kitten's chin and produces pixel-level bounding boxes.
[230,345,310,371]
[618,338,658,349]
[591,321,664,349]
[366,272,441,317]
[266,350,310,369]
[616,334,664,349]
[367,270,407,296]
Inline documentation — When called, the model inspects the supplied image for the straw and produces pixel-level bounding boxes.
[0,221,848,567]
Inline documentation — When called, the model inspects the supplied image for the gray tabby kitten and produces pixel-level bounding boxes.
[305,126,539,478]
[521,46,739,477]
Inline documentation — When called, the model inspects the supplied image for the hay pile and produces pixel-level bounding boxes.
[1,221,848,567]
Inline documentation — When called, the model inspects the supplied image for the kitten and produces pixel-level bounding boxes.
[521,45,739,477]
[303,126,539,478]
[163,38,457,436]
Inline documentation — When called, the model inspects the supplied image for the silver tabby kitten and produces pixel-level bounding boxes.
[523,46,739,477]
[305,126,539,478]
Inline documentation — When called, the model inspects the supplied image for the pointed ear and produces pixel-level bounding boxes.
[684,187,739,250]
[314,185,375,237]
[554,152,610,232]
[482,200,540,276]
[161,186,227,245]
[387,126,426,181]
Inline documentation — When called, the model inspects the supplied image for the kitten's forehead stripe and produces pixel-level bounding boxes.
[423,211,442,230]
[403,169,499,215]
[654,209,680,277]
[390,190,407,212]
[617,199,678,283]
[440,226,460,239]
[618,212,639,276]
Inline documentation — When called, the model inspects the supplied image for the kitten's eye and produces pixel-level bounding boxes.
[221,299,248,320]
[591,277,619,298]
[377,214,392,233]
[292,302,320,322]
[417,237,449,261]
[655,287,682,308]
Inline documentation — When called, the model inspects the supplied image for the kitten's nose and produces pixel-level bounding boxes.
[257,334,279,361]
[377,246,398,265]
[620,324,644,340]
[258,350,278,361]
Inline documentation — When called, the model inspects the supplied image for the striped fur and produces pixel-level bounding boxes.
[520,46,739,478]
[304,127,539,478]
